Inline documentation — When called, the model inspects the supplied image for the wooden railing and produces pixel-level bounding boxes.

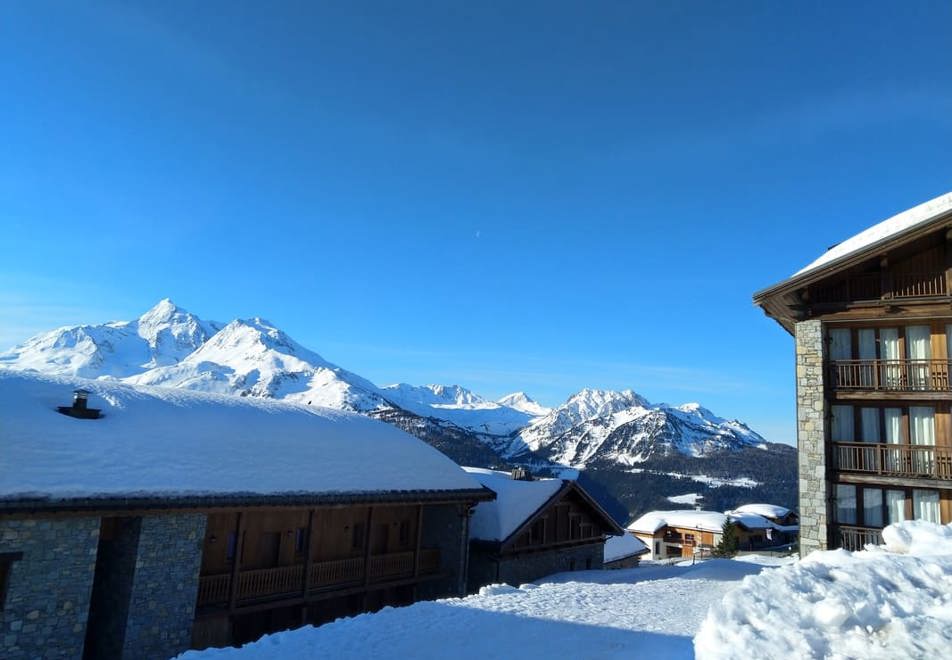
[309,556,363,589]
[811,272,947,304]
[834,442,952,481]
[837,525,883,551]
[369,551,415,580]
[831,359,952,391]
[237,564,304,601]
[197,549,441,607]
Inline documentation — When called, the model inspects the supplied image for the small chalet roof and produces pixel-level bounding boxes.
[0,370,489,510]
[729,503,792,521]
[604,533,648,562]
[627,510,729,535]
[463,468,564,542]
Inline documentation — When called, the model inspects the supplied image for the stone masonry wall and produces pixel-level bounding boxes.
[121,513,206,660]
[795,319,830,556]
[497,542,604,587]
[0,516,100,660]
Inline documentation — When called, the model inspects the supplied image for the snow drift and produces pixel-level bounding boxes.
[694,520,952,659]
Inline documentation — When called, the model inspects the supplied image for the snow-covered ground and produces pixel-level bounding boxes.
[696,520,952,659]
[178,557,789,660]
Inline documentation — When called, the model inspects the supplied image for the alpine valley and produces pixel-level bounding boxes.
[1,300,796,520]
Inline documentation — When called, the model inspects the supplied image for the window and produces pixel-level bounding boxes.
[860,408,880,442]
[226,532,238,562]
[654,542,660,556]
[351,523,366,551]
[0,552,23,611]
[863,488,883,528]
[886,490,906,524]
[831,405,854,442]
[836,484,857,524]
[398,520,411,548]
[913,489,940,524]
[295,527,307,557]
[530,520,545,545]
[684,533,696,545]
[829,328,852,360]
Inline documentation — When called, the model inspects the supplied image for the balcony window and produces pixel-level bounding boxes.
[831,405,854,442]
[913,489,940,523]
[886,490,906,524]
[860,408,880,442]
[863,488,883,527]
[836,484,857,524]
[829,328,852,361]
[909,407,936,446]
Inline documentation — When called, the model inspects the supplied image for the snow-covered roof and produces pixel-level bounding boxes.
[793,191,952,277]
[627,510,729,534]
[0,370,485,506]
[729,503,792,520]
[463,467,565,542]
[604,533,648,562]
[626,509,782,534]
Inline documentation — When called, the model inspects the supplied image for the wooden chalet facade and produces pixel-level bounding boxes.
[463,468,624,591]
[0,372,492,660]
[754,191,952,555]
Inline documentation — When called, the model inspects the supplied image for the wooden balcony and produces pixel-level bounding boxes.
[836,525,883,551]
[830,359,952,392]
[811,271,947,304]
[196,549,441,608]
[833,442,952,481]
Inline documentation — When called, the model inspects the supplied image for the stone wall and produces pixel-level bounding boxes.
[469,542,604,592]
[84,517,142,659]
[795,319,830,556]
[417,503,468,600]
[121,513,206,660]
[0,516,100,660]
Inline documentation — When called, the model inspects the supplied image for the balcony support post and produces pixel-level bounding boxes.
[228,512,245,612]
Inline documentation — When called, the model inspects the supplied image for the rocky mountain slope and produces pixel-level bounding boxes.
[1,300,796,517]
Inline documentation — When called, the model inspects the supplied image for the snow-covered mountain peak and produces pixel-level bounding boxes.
[496,392,551,417]
[134,299,220,367]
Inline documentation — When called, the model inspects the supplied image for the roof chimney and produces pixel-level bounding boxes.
[57,389,102,420]
[510,467,533,481]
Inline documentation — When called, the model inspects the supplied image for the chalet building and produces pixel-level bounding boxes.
[754,191,952,555]
[627,507,795,560]
[726,504,800,546]
[0,371,492,660]
[603,532,648,569]
[462,468,624,591]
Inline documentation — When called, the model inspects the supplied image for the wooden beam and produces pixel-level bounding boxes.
[228,512,245,612]
[362,506,375,587]
[413,504,424,578]
[302,509,315,595]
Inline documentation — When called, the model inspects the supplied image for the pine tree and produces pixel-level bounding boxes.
[713,520,740,558]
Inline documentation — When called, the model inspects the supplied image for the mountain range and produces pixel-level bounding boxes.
[1,299,796,518]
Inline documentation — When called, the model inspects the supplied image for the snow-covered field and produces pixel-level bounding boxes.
[179,557,789,660]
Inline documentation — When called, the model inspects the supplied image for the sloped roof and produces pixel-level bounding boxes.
[626,508,787,535]
[463,468,564,541]
[753,191,952,310]
[604,533,648,562]
[730,503,793,520]
[0,370,487,509]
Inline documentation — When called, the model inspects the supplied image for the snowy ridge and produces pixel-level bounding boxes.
[382,384,536,434]
[509,389,767,468]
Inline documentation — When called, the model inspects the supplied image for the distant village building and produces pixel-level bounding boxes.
[0,372,492,659]
[754,191,952,555]
[463,468,624,592]
[602,533,648,569]
[627,506,798,560]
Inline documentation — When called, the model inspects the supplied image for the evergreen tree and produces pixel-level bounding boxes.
[713,520,740,557]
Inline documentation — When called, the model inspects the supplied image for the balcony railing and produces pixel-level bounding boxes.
[196,548,441,607]
[837,525,883,551]
[831,359,952,392]
[811,272,947,304]
[834,442,952,481]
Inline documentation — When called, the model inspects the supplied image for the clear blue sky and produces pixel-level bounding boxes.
[2,1,951,444]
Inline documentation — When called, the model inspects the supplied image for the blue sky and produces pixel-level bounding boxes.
[2,1,951,444]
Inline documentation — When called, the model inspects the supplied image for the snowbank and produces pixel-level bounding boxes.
[0,370,482,501]
[695,520,952,659]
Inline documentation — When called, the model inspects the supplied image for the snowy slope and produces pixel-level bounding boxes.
[382,384,536,434]
[127,317,391,412]
[509,390,766,467]
[177,557,789,660]
[0,299,221,378]
[496,391,551,417]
